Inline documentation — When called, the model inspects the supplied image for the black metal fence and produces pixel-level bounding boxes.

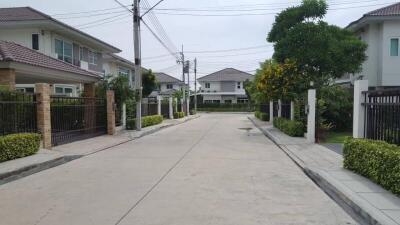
[257,103,269,114]
[161,102,169,118]
[141,102,158,116]
[281,101,291,119]
[363,88,400,145]
[0,91,37,135]
[50,96,107,146]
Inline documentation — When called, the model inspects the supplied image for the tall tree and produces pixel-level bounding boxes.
[142,69,157,97]
[267,0,367,89]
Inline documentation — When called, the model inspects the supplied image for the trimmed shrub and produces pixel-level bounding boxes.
[0,133,41,162]
[126,115,163,130]
[343,138,400,195]
[190,110,196,115]
[174,112,185,119]
[255,111,269,121]
[273,117,304,137]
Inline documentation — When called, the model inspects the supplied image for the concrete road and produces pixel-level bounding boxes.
[0,113,356,225]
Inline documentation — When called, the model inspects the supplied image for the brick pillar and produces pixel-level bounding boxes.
[106,90,115,135]
[83,83,95,97]
[35,83,52,149]
[0,68,16,90]
[83,83,96,133]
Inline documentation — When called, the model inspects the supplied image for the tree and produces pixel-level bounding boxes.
[267,0,367,88]
[142,69,157,97]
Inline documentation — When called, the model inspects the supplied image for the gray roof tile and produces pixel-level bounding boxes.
[365,2,400,16]
[154,72,183,83]
[197,68,254,82]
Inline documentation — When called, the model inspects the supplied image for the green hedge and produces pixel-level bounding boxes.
[344,138,400,195]
[255,111,269,121]
[273,117,304,137]
[174,112,185,119]
[126,115,163,130]
[0,133,41,162]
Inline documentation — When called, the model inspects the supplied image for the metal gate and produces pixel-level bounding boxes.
[50,96,107,146]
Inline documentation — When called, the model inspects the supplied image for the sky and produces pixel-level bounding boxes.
[0,0,397,88]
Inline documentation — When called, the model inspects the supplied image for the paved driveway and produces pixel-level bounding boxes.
[0,113,356,225]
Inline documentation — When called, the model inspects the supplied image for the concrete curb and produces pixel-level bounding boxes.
[0,155,81,185]
[248,116,392,225]
[0,115,200,185]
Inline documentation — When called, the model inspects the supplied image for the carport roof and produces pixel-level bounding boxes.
[0,41,100,78]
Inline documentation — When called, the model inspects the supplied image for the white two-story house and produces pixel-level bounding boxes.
[346,3,400,88]
[103,53,135,88]
[150,72,184,98]
[0,7,122,96]
[197,68,254,104]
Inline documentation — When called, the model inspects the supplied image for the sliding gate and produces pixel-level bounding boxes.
[50,96,107,146]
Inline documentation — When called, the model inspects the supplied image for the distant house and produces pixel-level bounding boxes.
[150,72,184,98]
[103,53,135,87]
[346,2,400,88]
[0,7,121,96]
[197,68,254,104]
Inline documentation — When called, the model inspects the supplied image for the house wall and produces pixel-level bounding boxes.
[221,95,237,103]
[203,95,222,103]
[381,21,400,87]
[220,81,235,92]
[0,28,104,74]
[160,83,181,92]
[199,81,221,92]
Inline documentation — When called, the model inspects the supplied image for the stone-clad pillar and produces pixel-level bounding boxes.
[0,68,16,90]
[35,83,52,149]
[106,90,115,135]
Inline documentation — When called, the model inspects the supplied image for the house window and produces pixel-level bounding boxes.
[237,82,241,89]
[118,67,129,78]
[390,38,399,56]
[237,98,248,104]
[32,34,39,50]
[54,39,73,63]
[212,100,220,103]
[54,86,74,96]
[166,84,173,89]
[88,51,98,65]
[205,82,210,88]
[16,87,34,93]
[79,47,84,61]
[224,100,232,104]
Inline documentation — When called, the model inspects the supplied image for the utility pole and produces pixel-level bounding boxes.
[194,58,197,112]
[186,60,190,115]
[180,45,186,114]
[133,0,142,130]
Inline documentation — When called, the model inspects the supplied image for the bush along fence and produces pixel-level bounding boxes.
[0,83,116,150]
[259,92,316,142]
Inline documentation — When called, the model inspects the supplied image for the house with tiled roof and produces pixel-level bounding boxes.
[0,7,126,96]
[345,2,400,88]
[149,72,184,97]
[197,68,254,104]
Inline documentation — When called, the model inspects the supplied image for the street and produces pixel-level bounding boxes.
[0,114,356,225]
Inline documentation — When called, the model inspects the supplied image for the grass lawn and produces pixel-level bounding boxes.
[323,131,352,143]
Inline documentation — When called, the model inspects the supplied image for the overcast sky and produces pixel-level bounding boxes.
[1,0,396,87]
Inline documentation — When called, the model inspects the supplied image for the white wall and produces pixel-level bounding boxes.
[199,81,221,92]
[160,83,180,92]
[381,21,400,86]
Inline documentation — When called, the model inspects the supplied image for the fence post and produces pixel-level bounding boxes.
[353,80,369,138]
[269,101,273,123]
[83,83,95,132]
[157,96,162,115]
[278,99,282,117]
[106,90,115,135]
[122,103,126,128]
[35,83,52,149]
[175,98,178,112]
[187,98,190,115]
[307,89,316,143]
[290,101,295,121]
[169,97,173,119]
[0,68,16,90]
[181,98,184,113]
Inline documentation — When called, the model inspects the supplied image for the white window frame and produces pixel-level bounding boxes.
[390,37,399,57]
[118,67,130,77]
[88,50,98,65]
[205,82,210,88]
[53,85,75,97]
[31,33,39,50]
[237,82,241,89]
[54,38,73,64]
[166,84,173,89]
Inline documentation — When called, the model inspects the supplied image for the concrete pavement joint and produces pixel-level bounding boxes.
[0,116,200,186]
[248,116,368,225]
[114,118,218,225]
